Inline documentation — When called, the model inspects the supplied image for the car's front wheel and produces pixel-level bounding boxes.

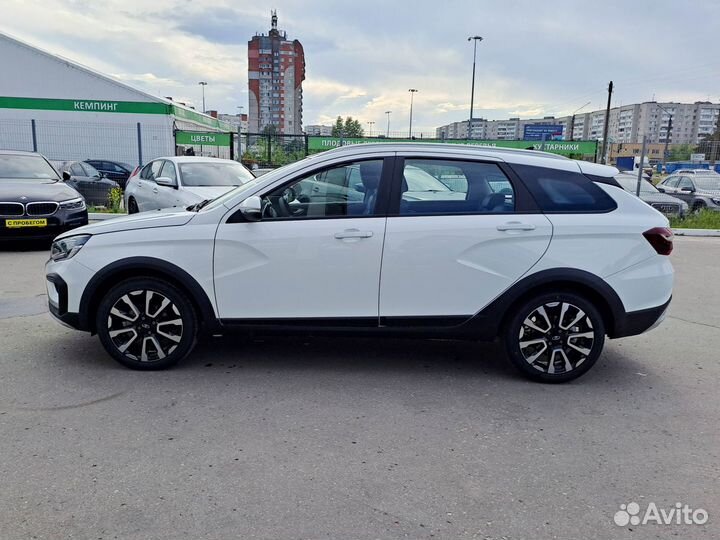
[503,292,605,383]
[96,278,197,370]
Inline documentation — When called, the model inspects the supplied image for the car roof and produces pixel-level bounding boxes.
[316,142,617,176]
[149,156,240,164]
[0,149,42,156]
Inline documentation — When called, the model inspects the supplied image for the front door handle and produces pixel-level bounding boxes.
[152,188,159,194]
[334,229,373,239]
[497,222,536,232]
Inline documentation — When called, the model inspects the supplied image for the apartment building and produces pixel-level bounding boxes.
[248,11,305,135]
[436,101,720,144]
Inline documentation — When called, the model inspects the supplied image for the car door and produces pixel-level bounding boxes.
[676,176,696,204]
[136,160,165,211]
[213,157,391,320]
[155,161,183,209]
[66,162,92,202]
[378,155,553,319]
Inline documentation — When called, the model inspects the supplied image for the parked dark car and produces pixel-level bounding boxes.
[57,161,120,206]
[657,173,720,212]
[85,160,134,189]
[0,150,88,240]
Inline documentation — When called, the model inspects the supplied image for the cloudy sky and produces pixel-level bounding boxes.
[3,0,720,133]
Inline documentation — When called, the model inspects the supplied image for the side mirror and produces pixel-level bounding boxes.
[62,171,71,181]
[354,183,366,193]
[239,195,262,221]
[155,176,177,188]
[656,187,665,193]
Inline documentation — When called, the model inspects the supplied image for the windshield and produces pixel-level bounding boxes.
[615,175,658,194]
[404,166,451,192]
[179,161,254,187]
[694,177,720,191]
[0,154,59,181]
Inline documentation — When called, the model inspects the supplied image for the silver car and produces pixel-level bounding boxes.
[615,172,688,217]
[124,157,254,213]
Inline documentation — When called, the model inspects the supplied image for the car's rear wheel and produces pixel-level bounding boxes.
[503,292,605,383]
[127,197,139,214]
[693,201,706,212]
[96,278,197,370]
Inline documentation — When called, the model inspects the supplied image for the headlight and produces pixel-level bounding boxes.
[51,234,91,261]
[59,197,86,211]
[711,198,720,205]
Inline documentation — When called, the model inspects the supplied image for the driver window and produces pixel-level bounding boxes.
[677,177,693,190]
[260,160,383,220]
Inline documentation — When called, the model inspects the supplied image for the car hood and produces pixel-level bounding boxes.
[55,207,195,239]
[640,193,688,207]
[181,185,238,201]
[0,180,81,202]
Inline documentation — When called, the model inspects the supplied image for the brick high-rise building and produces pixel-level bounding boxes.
[248,11,305,135]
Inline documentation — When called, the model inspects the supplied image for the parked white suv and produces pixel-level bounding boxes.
[123,157,254,213]
[46,144,674,382]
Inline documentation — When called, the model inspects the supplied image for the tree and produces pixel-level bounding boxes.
[331,116,344,137]
[330,116,365,138]
[262,124,278,135]
[668,143,695,162]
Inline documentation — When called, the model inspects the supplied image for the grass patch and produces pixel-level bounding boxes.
[670,209,720,229]
[87,205,126,214]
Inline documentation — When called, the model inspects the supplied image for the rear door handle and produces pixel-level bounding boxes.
[497,222,536,231]
[334,229,373,239]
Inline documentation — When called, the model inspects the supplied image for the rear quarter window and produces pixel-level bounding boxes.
[511,164,617,213]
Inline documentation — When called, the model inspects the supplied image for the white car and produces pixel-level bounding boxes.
[46,143,674,382]
[123,157,254,213]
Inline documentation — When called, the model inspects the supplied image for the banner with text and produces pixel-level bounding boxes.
[307,137,597,156]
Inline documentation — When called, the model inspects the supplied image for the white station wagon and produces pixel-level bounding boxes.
[47,143,674,382]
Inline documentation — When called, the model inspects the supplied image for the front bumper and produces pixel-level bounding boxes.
[46,273,83,330]
[0,209,88,240]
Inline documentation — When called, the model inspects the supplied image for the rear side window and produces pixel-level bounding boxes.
[512,164,617,213]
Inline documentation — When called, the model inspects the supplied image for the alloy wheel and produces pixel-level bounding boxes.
[518,301,595,375]
[107,289,183,362]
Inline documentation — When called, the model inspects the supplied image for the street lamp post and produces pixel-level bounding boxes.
[385,111,392,137]
[367,121,375,137]
[408,89,418,138]
[198,81,208,113]
[467,36,483,141]
[569,101,591,141]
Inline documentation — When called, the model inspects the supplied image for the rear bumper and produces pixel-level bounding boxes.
[610,296,671,338]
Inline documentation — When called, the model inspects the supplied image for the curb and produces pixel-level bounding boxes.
[672,228,720,237]
[88,212,127,221]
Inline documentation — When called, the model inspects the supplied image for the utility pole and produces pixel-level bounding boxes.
[636,135,648,197]
[408,89,418,138]
[467,36,483,140]
[385,111,392,137]
[662,116,673,171]
[601,81,613,164]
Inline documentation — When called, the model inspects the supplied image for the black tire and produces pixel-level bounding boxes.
[503,291,605,383]
[692,201,705,213]
[127,197,139,214]
[96,278,197,370]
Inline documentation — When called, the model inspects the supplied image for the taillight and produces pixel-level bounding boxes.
[643,227,674,255]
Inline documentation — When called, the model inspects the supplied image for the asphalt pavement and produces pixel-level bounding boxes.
[0,238,718,539]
